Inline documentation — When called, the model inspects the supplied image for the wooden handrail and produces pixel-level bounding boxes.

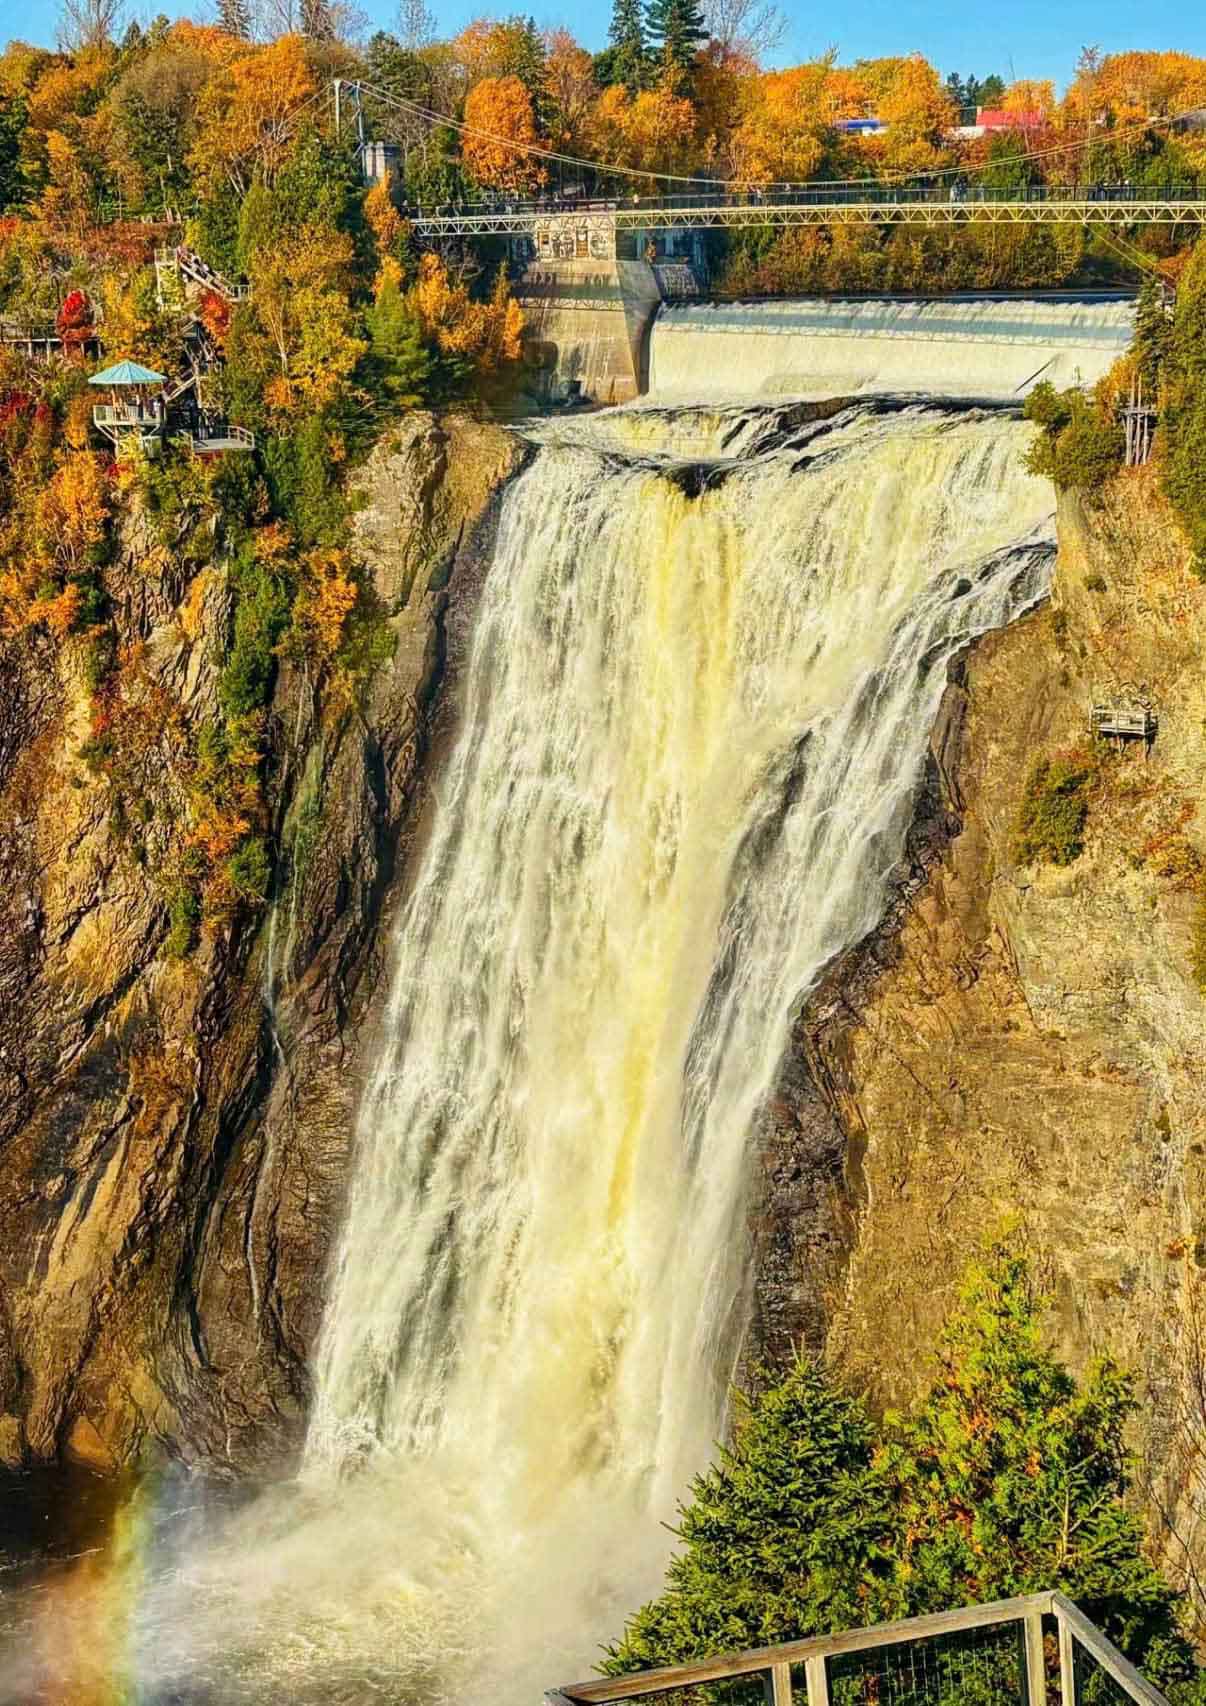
[1050,1594,1170,1706]
[554,1592,1054,1702]
[551,1592,1171,1706]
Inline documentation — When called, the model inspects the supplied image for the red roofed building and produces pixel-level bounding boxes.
[976,108,1044,131]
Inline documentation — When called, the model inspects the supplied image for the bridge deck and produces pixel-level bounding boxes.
[412,191,1206,239]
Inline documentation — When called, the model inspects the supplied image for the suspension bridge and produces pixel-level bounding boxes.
[406,184,1206,243]
[334,77,1206,246]
[337,77,1201,402]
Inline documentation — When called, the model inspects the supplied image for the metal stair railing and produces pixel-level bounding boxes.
[547,1592,1171,1706]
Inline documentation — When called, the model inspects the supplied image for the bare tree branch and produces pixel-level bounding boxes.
[57,0,124,52]
[703,0,786,63]
[397,0,436,51]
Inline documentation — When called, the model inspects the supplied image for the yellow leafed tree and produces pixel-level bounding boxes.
[586,82,698,176]
[462,76,544,191]
[410,255,523,370]
[188,35,316,195]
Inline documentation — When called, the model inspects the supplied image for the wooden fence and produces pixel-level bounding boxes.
[547,1591,1169,1706]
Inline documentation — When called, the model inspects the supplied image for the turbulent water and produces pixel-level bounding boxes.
[0,397,1056,1706]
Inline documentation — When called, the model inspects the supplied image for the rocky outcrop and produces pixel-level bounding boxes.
[0,412,523,1473]
[761,466,1206,1595]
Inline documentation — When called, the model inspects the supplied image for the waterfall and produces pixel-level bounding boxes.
[293,400,1055,1696]
[0,399,1056,1706]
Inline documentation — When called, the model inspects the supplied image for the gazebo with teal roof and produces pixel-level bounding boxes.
[89,359,168,449]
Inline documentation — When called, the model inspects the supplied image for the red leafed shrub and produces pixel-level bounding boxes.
[56,289,95,350]
[198,288,232,344]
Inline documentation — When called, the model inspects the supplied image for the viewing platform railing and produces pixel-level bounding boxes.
[547,1592,1169,1706]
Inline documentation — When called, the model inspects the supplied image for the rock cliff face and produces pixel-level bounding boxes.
[7,404,1205,1607]
[756,465,1206,1595]
[0,412,522,1473]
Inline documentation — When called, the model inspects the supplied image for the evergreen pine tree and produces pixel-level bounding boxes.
[365,272,431,409]
[602,1358,897,1671]
[644,0,706,91]
[0,93,26,214]
[1133,274,1171,394]
[605,1245,1205,1699]
[608,0,648,95]
[883,1243,1196,1688]
[1159,237,1206,573]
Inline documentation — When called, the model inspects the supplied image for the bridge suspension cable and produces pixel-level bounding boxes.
[342,75,1206,194]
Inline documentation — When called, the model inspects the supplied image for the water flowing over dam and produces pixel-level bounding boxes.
[649,294,1136,402]
[0,396,1056,1706]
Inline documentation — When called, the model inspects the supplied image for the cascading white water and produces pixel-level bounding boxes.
[650,295,1136,402]
[290,400,1055,1696]
[0,397,1058,1706]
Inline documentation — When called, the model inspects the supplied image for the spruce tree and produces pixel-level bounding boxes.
[602,1358,896,1670]
[1159,237,1206,573]
[644,0,706,92]
[365,272,431,409]
[1133,274,1171,394]
[605,1245,1204,1698]
[608,0,648,95]
[883,1244,1196,1687]
[0,93,25,214]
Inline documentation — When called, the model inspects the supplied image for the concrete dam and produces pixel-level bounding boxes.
[520,263,1135,404]
[648,293,1137,402]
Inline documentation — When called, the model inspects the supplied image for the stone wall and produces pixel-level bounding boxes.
[517,258,664,403]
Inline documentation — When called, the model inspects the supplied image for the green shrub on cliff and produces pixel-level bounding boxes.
[1011,747,1099,867]
[1023,384,1124,493]
[605,1246,1201,1696]
[601,1361,894,1671]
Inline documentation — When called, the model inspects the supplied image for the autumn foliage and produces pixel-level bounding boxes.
[462,76,545,191]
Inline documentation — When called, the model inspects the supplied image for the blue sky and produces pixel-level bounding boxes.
[11,0,1206,87]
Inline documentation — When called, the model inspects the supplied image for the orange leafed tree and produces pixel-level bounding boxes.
[587,82,698,176]
[291,548,358,668]
[728,61,866,186]
[543,29,597,151]
[36,452,109,574]
[452,17,542,88]
[189,35,316,194]
[864,54,957,171]
[364,174,405,259]
[1001,78,1055,118]
[410,255,523,370]
[462,75,545,191]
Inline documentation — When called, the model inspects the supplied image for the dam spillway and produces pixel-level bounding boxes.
[648,292,1136,403]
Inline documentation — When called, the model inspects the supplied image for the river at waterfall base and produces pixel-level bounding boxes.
[0,399,1055,1706]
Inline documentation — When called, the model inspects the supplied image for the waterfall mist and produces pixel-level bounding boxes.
[0,399,1055,1706]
